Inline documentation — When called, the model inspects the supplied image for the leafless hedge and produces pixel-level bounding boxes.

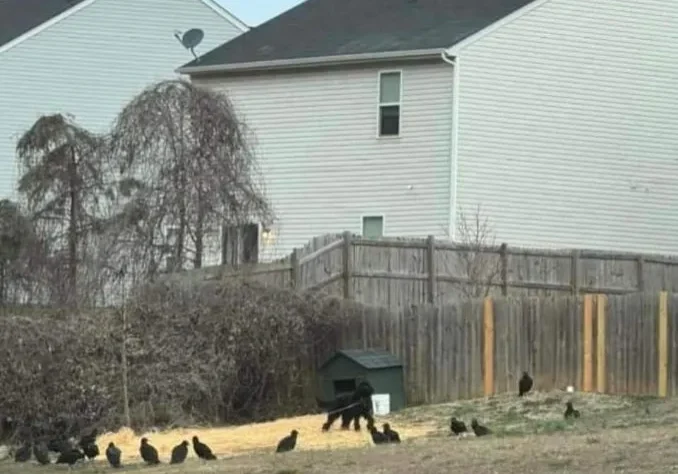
[0,281,362,441]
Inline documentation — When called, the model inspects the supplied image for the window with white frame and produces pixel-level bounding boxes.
[378,71,401,136]
[362,215,384,239]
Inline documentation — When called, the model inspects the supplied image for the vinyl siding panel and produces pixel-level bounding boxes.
[0,0,243,266]
[196,61,453,260]
[455,0,678,254]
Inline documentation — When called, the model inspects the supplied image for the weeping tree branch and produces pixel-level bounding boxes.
[108,79,273,277]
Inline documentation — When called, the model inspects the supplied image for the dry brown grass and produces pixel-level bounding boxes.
[3,390,676,473]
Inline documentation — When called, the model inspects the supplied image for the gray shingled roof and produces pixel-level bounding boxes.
[0,0,86,48]
[180,0,535,70]
[322,349,403,370]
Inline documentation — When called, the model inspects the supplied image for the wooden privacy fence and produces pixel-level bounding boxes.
[172,232,678,308]
[337,291,677,405]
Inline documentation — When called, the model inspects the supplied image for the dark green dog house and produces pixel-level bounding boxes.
[317,348,406,412]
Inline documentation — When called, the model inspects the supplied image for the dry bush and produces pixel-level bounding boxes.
[0,310,122,442]
[124,278,362,428]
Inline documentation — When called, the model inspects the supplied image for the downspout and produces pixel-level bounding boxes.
[441,50,459,241]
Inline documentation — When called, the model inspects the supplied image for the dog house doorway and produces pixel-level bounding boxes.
[333,378,357,396]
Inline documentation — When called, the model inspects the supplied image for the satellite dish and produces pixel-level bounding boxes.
[173,28,204,61]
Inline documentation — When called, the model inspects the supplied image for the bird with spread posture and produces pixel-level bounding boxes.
[382,423,401,443]
[106,442,121,468]
[471,418,491,437]
[140,438,160,465]
[564,401,580,419]
[192,436,217,460]
[14,442,31,462]
[78,429,97,451]
[367,422,388,445]
[276,430,298,453]
[33,442,51,465]
[450,417,468,436]
[82,442,99,461]
[519,371,533,397]
[170,440,189,464]
[56,448,85,466]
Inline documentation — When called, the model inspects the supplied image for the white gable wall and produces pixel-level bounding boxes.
[195,61,453,261]
[453,0,678,254]
[0,0,243,211]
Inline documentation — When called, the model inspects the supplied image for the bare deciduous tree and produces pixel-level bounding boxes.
[16,114,111,305]
[109,79,273,275]
[455,205,503,298]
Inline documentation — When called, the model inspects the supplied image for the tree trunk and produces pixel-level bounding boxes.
[194,187,204,269]
[68,147,78,306]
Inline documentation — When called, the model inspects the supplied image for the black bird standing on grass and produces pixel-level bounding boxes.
[192,436,217,460]
[276,430,298,453]
[56,448,85,466]
[382,423,401,443]
[33,442,51,465]
[106,442,122,468]
[564,401,581,419]
[82,441,99,460]
[450,417,468,436]
[140,438,160,465]
[14,442,31,462]
[471,418,491,437]
[519,371,534,397]
[368,423,388,445]
[170,440,189,464]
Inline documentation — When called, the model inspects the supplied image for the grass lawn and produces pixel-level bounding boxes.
[3,390,677,473]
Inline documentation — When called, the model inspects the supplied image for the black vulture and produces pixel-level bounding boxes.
[170,440,189,464]
[564,401,581,419]
[275,430,298,453]
[33,442,51,465]
[471,418,491,437]
[518,372,533,397]
[14,443,31,462]
[450,417,468,436]
[382,423,401,443]
[56,448,85,465]
[106,442,122,468]
[139,437,160,464]
[368,423,388,445]
[192,436,217,460]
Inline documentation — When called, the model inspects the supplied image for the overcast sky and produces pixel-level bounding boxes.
[216,0,304,27]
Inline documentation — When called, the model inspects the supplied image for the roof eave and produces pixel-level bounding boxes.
[177,48,445,75]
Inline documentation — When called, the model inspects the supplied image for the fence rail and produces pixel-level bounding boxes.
[333,292,675,404]
[170,232,678,308]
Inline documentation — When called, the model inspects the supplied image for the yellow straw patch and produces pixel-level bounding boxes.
[96,414,435,462]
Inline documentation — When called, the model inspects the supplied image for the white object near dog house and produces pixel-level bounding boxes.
[372,393,391,415]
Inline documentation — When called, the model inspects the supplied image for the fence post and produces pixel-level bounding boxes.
[499,243,508,296]
[426,235,436,304]
[582,294,593,392]
[483,297,495,396]
[658,291,668,397]
[596,294,607,393]
[290,248,300,289]
[636,256,645,292]
[342,231,353,299]
[571,250,580,294]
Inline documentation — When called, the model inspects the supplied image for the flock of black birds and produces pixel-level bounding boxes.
[13,430,222,468]
[448,372,583,438]
[9,372,582,468]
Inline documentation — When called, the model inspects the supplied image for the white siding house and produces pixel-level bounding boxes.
[0,0,246,218]
[195,62,453,260]
[449,0,678,254]
[183,0,678,260]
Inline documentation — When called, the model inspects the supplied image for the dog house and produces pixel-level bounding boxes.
[317,348,406,412]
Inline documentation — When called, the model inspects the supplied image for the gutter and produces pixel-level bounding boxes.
[440,50,459,241]
[177,48,444,75]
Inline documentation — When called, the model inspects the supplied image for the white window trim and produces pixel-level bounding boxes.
[360,214,386,238]
[376,70,403,139]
